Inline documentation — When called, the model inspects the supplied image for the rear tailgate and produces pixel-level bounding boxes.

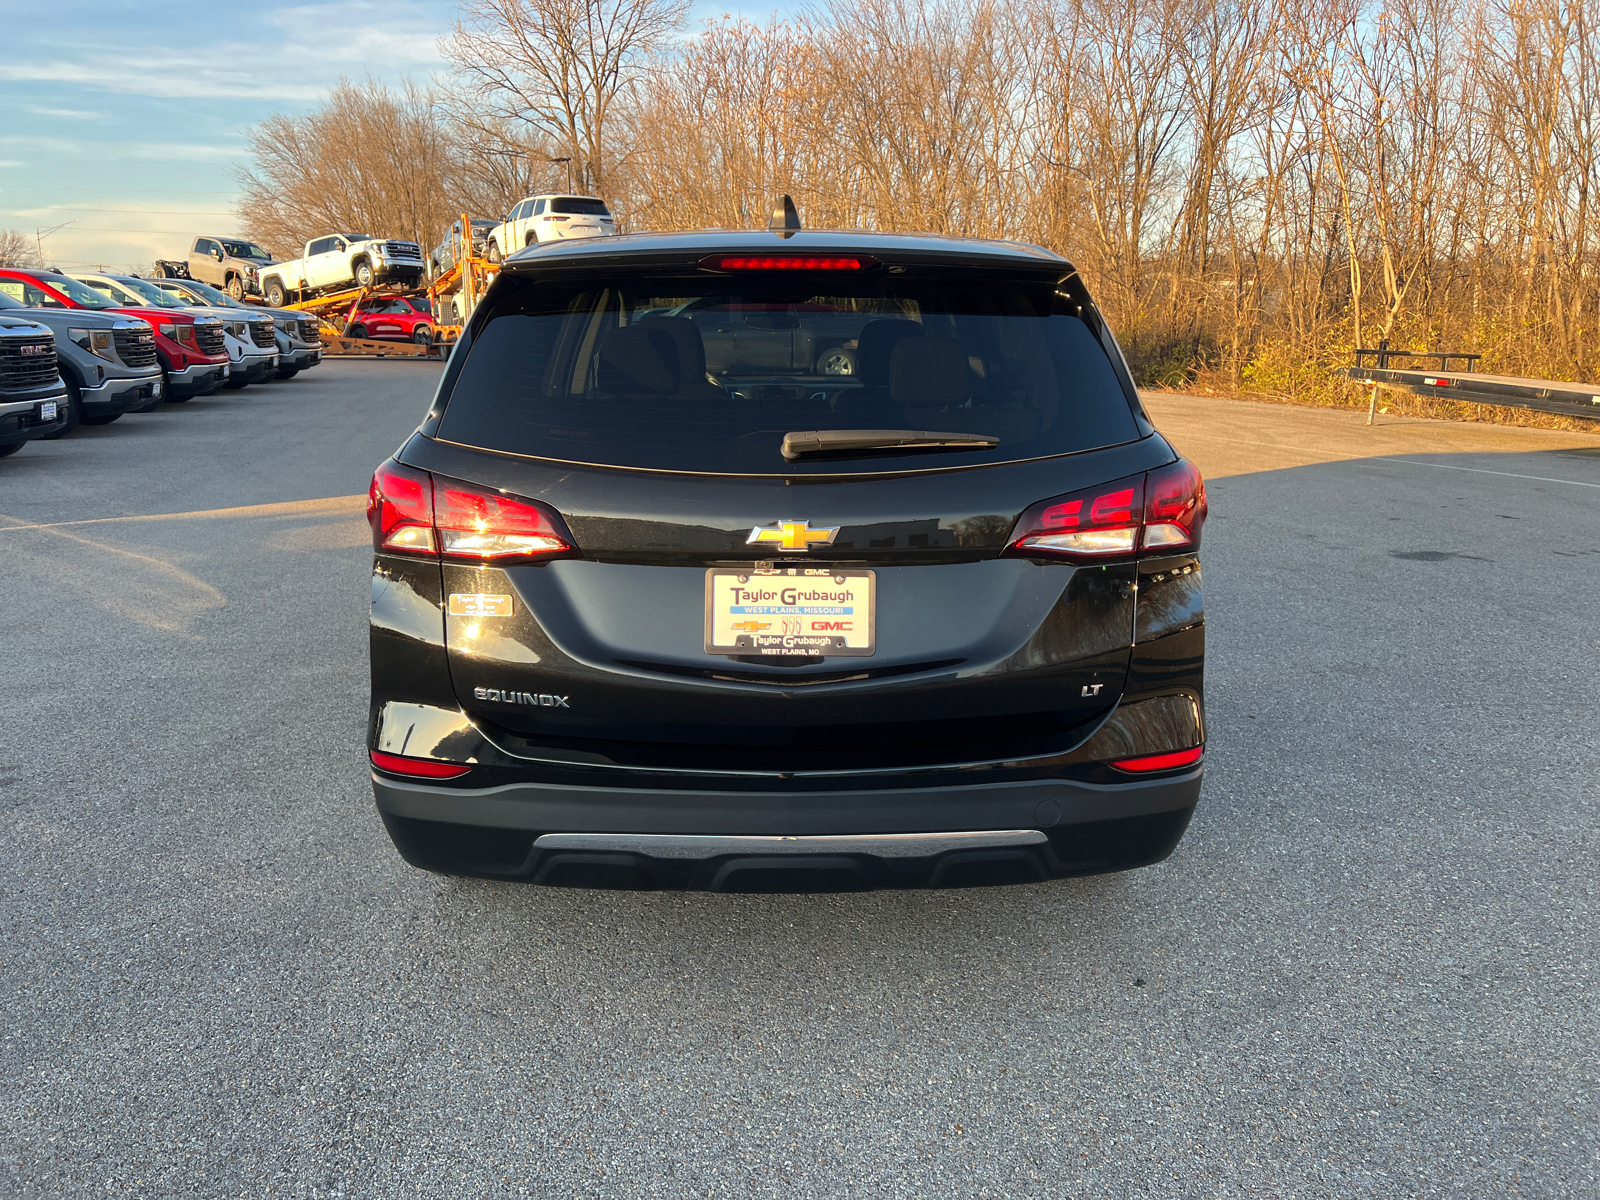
[406,441,1167,773]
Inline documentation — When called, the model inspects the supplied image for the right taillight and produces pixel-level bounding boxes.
[367,459,578,563]
[1142,458,1207,552]
[1005,459,1207,563]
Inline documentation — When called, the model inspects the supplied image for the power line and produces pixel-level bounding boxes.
[29,226,232,235]
[0,185,240,195]
[0,207,238,217]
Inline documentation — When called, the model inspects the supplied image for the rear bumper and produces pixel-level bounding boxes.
[371,768,1201,888]
[373,769,1199,834]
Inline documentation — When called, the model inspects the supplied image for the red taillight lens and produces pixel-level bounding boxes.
[368,460,436,554]
[1007,474,1145,561]
[370,750,471,779]
[1006,458,1207,563]
[366,459,577,563]
[1110,745,1204,773]
[701,255,873,271]
[434,479,574,560]
[1141,459,1207,552]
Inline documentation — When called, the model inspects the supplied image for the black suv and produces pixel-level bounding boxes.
[368,225,1207,891]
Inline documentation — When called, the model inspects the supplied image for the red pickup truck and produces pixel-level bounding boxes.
[0,268,231,401]
[344,295,434,343]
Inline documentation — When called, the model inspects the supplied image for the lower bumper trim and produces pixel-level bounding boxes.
[534,829,1046,859]
[371,769,1200,835]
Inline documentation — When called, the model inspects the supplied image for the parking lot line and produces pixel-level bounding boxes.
[0,493,365,533]
[1377,458,1600,488]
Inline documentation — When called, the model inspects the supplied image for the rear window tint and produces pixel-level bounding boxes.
[550,198,610,216]
[435,272,1140,475]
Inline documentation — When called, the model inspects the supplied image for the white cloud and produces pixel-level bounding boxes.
[0,136,246,163]
[1,4,450,103]
[0,61,325,103]
[23,104,100,120]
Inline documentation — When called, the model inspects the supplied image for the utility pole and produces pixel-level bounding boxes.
[34,219,77,267]
[547,157,573,193]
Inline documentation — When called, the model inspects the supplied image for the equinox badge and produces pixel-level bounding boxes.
[746,520,840,553]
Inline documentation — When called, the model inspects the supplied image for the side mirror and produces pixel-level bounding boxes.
[213,249,223,260]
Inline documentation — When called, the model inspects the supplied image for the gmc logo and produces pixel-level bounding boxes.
[812,621,852,631]
[18,345,47,356]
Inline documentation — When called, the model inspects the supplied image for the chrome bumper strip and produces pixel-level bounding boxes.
[532,829,1047,860]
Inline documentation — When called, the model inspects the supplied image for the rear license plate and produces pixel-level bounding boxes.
[705,568,875,657]
[39,401,57,421]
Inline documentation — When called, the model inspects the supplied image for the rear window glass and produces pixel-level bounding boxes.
[550,198,610,216]
[435,272,1140,474]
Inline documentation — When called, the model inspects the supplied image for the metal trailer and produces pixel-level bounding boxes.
[1344,358,1600,423]
[250,285,443,359]
[425,213,502,348]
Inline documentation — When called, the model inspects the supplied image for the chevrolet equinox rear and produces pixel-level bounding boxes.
[367,227,1207,891]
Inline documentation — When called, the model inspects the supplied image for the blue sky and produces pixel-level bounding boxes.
[0,0,767,270]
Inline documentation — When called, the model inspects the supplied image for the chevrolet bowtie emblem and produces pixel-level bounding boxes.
[746,520,841,553]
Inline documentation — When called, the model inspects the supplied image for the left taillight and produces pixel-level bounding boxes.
[368,460,436,554]
[367,459,578,563]
[1005,458,1207,563]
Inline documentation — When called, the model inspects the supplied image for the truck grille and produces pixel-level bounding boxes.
[386,241,422,259]
[194,324,226,357]
[113,328,157,368]
[0,334,58,390]
[298,318,321,345]
[249,321,277,349]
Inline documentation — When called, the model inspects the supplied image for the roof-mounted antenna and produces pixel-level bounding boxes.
[769,194,801,239]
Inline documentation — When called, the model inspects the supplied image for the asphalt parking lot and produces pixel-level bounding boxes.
[2,361,1597,1197]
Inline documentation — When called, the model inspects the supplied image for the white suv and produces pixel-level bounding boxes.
[485,196,615,262]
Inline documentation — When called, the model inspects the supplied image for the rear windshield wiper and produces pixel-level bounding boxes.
[781,429,1000,461]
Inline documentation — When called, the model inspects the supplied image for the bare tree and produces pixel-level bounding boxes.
[230,0,1600,403]
[441,0,691,196]
[235,78,459,255]
[0,229,39,268]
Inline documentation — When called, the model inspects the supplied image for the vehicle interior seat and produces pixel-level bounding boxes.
[598,319,727,401]
[889,336,969,408]
[834,318,923,412]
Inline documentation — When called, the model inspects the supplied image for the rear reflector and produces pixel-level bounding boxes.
[1422,376,1451,386]
[370,750,472,779]
[702,255,872,271]
[1110,745,1204,773]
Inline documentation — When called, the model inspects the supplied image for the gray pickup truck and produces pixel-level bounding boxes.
[0,292,162,433]
[155,236,278,300]
[0,311,69,458]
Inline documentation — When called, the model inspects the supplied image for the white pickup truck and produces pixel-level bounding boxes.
[259,233,425,306]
